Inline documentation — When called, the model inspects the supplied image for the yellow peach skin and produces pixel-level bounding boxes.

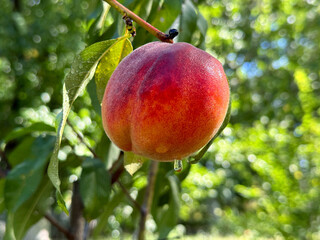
[102,42,230,161]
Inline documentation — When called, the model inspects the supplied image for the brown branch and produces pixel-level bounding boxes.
[137,161,159,240]
[110,151,125,184]
[109,151,124,173]
[117,180,142,211]
[44,214,74,240]
[70,181,85,240]
[66,119,98,158]
[103,0,174,43]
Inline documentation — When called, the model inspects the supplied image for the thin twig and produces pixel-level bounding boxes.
[109,151,124,174]
[109,151,125,185]
[137,161,159,240]
[66,121,126,187]
[44,213,74,240]
[66,119,98,158]
[103,0,174,43]
[117,180,142,211]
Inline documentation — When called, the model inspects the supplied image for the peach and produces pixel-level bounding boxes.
[101,42,230,161]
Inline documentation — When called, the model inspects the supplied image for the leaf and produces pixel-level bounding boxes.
[4,135,55,212]
[136,0,154,20]
[56,192,69,215]
[158,174,180,238]
[95,38,133,103]
[4,122,55,143]
[48,36,130,214]
[92,190,125,237]
[178,0,198,43]
[86,1,110,43]
[124,152,147,176]
[151,0,182,31]
[86,79,102,115]
[0,179,5,214]
[80,158,111,220]
[4,212,16,240]
[12,178,52,240]
[94,133,111,165]
[7,137,35,167]
[196,12,208,49]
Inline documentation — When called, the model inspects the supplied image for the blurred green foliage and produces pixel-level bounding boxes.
[0,0,320,239]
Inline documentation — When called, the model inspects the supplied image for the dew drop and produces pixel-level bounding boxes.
[174,160,183,172]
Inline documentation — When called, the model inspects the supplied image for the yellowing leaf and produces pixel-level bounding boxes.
[95,38,133,103]
[124,152,147,175]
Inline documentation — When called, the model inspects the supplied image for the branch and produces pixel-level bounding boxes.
[67,119,98,158]
[66,120,125,184]
[110,151,125,184]
[137,161,159,240]
[66,121,126,192]
[44,214,74,240]
[117,180,141,211]
[69,181,85,240]
[103,0,175,43]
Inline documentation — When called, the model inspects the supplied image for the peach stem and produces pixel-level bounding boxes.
[103,0,173,43]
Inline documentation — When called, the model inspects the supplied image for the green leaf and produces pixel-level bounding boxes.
[151,0,182,31]
[158,174,180,238]
[196,12,208,49]
[56,191,68,214]
[7,137,35,167]
[124,152,147,176]
[4,122,55,143]
[87,79,102,115]
[4,212,16,240]
[4,135,55,212]
[48,36,130,213]
[80,158,111,220]
[95,38,133,103]
[92,190,125,237]
[178,0,198,43]
[95,133,111,165]
[0,179,5,214]
[10,178,52,240]
[86,1,111,43]
[136,0,154,20]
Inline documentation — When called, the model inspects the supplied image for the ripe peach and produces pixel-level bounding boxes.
[101,42,230,161]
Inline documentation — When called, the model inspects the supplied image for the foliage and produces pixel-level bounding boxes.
[0,0,320,239]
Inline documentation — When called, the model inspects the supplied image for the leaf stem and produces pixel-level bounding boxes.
[103,0,174,43]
